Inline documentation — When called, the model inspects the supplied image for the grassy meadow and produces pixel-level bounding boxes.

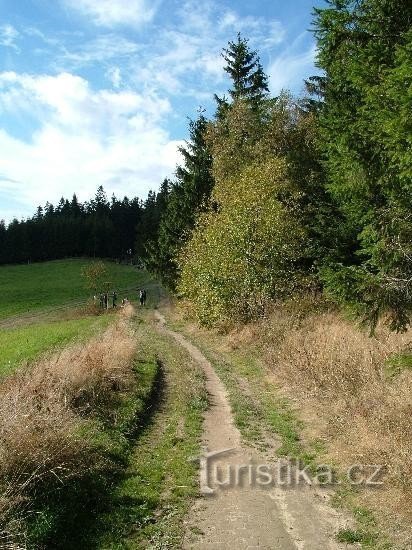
[0,259,207,548]
[0,259,156,375]
[0,315,113,376]
[0,258,147,320]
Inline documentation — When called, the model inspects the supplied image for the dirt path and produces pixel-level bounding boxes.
[155,311,354,549]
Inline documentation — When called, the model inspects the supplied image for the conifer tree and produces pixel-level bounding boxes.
[144,113,214,288]
[215,33,269,113]
[313,0,412,330]
[0,187,148,265]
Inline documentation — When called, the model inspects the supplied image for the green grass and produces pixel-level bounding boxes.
[334,504,391,548]
[27,348,161,549]
[0,259,151,320]
[94,312,208,549]
[23,307,207,549]
[385,352,412,378]
[0,263,199,547]
[0,258,158,376]
[337,528,368,544]
[0,314,113,376]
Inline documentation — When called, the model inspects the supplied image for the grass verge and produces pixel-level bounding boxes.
[94,310,208,549]
[0,307,148,547]
[29,354,161,549]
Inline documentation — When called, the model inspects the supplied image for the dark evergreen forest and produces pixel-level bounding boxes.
[0,184,170,264]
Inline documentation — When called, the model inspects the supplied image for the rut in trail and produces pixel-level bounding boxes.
[155,311,355,550]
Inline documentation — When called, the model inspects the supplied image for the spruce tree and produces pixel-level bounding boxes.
[313,0,412,330]
[145,113,214,288]
[218,33,269,106]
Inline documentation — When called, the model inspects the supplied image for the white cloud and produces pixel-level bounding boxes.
[268,35,317,95]
[0,24,20,51]
[218,10,285,47]
[127,1,286,99]
[130,30,216,96]
[106,67,122,88]
[23,1,288,104]
[62,0,158,28]
[24,26,61,47]
[176,0,285,51]
[0,72,182,220]
[263,21,288,48]
[59,34,141,68]
[0,1,317,221]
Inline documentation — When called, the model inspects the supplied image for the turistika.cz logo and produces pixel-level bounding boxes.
[192,448,385,496]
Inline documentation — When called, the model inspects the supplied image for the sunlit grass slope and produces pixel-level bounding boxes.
[0,259,147,320]
[0,315,113,377]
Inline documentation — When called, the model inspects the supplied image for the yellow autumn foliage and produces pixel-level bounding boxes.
[177,156,306,326]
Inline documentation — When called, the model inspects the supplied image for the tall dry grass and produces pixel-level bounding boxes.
[258,302,412,543]
[0,305,137,547]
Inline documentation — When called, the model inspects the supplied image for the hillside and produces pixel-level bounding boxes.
[0,260,193,547]
[0,259,144,321]
[0,259,151,375]
[1,259,410,547]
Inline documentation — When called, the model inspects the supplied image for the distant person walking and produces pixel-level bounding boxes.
[139,289,147,306]
[112,291,117,308]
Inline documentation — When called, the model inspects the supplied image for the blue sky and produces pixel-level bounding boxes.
[0,0,323,222]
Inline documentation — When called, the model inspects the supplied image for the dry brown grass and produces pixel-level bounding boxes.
[174,294,412,545]
[254,303,412,545]
[0,305,137,547]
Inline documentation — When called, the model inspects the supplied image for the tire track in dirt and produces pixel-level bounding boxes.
[155,310,355,549]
